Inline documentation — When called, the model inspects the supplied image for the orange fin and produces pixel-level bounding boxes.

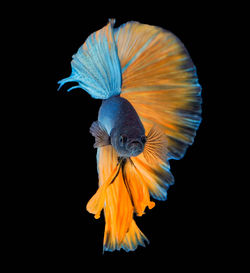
[86,159,121,219]
[133,153,174,201]
[107,220,149,252]
[123,159,155,217]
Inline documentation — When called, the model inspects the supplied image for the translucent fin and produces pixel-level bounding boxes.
[144,124,168,164]
[89,121,110,148]
[118,220,149,252]
[132,153,175,201]
[114,21,202,160]
[58,19,122,99]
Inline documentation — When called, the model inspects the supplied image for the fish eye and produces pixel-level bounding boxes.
[120,135,127,143]
[141,135,146,144]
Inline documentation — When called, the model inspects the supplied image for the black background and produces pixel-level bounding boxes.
[52,1,224,267]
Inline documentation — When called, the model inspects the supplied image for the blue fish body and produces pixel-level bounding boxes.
[98,96,145,158]
[98,96,145,136]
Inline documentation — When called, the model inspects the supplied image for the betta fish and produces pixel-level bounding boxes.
[58,19,202,252]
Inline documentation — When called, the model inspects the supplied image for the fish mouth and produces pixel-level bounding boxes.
[127,141,143,157]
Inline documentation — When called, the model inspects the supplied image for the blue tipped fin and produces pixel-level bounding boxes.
[58,19,122,99]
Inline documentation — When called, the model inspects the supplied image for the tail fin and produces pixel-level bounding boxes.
[104,219,149,252]
[58,19,122,99]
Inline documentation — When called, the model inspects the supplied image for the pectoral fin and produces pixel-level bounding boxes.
[143,125,168,164]
[89,121,110,148]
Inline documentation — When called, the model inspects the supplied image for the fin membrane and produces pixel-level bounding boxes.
[144,124,168,164]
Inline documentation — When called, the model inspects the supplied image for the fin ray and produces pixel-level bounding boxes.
[144,125,168,164]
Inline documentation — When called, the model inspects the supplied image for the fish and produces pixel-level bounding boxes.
[58,19,202,252]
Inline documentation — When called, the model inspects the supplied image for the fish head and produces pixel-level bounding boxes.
[111,127,146,158]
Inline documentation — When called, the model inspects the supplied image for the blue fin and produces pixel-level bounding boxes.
[58,19,122,99]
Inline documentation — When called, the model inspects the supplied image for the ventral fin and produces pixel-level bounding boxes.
[89,121,110,148]
[143,125,168,164]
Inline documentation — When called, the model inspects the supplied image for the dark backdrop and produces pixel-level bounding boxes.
[52,2,220,267]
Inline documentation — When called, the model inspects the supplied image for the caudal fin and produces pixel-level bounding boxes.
[104,219,149,252]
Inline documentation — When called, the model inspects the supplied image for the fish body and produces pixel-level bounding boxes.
[98,96,145,157]
[58,19,202,252]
